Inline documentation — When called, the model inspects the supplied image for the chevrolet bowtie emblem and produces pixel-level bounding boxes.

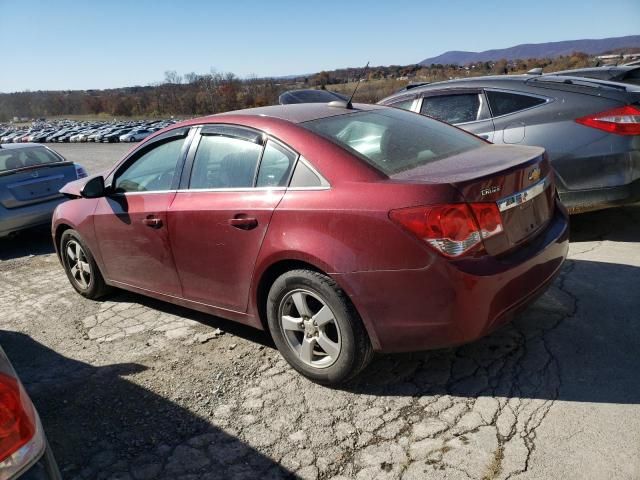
[528,166,541,182]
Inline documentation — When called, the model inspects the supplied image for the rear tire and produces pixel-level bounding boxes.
[60,229,111,299]
[266,269,373,384]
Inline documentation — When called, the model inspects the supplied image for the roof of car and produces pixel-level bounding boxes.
[0,143,46,150]
[548,66,639,75]
[215,102,383,124]
[381,73,639,103]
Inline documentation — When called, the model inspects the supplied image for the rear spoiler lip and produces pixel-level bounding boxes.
[0,160,74,177]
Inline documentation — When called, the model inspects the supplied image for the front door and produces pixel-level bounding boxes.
[93,132,190,296]
[168,127,297,312]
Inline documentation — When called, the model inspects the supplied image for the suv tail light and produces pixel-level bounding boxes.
[575,105,640,135]
[74,164,88,179]
[389,203,504,257]
[0,353,45,478]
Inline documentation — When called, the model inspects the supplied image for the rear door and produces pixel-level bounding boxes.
[168,125,296,312]
[418,89,496,141]
[484,89,548,145]
[0,147,78,209]
[92,128,192,295]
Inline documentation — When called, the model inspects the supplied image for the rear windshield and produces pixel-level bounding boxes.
[0,147,63,173]
[302,108,483,175]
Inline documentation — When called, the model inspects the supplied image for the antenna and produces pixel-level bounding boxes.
[346,61,370,108]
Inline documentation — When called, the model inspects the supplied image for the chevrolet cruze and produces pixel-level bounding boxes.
[52,103,569,384]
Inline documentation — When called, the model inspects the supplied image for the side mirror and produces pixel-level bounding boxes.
[80,176,106,198]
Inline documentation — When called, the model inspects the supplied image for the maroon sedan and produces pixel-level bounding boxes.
[52,103,569,384]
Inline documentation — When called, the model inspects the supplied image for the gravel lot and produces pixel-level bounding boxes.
[0,144,638,480]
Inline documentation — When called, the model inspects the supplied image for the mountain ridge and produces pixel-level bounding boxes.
[419,35,640,65]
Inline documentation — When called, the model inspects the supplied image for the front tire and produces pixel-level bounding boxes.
[60,229,111,299]
[266,269,373,384]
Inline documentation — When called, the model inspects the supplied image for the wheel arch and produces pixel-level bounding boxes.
[54,223,73,262]
[252,256,379,350]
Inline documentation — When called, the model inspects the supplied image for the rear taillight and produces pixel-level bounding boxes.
[389,203,504,258]
[0,356,45,479]
[575,105,640,135]
[0,373,36,463]
[74,164,88,179]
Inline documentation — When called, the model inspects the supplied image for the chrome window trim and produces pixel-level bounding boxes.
[496,176,549,212]
[483,88,552,120]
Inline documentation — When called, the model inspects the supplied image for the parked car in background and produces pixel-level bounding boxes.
[53,103,568,384]
[380,75,640,213]
[120,129,152,142]
[543,66,640,86]
[103,128,132,143]
[0,144,87,237]
[0,343,61,479]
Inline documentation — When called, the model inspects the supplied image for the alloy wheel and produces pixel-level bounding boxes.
[278,289,342,368]
[65,240,92,289]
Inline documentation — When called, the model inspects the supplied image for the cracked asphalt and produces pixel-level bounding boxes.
[0,144,639,480]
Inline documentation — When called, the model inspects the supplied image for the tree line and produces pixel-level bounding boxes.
[0,53,595,121]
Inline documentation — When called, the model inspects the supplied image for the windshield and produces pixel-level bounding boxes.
[302,108,483,175]
[0,147,63,173]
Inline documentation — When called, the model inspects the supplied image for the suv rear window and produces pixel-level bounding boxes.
[486,91,546,117]
[302,108,483,175]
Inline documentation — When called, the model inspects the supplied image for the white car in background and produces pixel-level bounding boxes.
[119,129,153,142]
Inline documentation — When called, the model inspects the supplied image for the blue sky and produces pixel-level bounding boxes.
[0,0,638,92]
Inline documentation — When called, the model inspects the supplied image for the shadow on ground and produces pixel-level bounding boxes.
[0,226,55,261]
[0,331,296,480]
[569,205,640,243]
[340,257,640,406]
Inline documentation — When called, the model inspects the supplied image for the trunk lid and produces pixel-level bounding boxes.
[391,145,555,255]
[0,162,78,209]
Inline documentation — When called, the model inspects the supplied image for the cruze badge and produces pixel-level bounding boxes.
[528,166,541,182]
[481,186,501,196]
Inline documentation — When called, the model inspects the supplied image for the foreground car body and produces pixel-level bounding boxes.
[380,75,640,213]
[0,345,60,479]
[53,103,568,383]
[0,144,86,237]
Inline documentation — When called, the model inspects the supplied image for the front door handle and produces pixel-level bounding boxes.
[229,216,258,230]
[142,216,163,229]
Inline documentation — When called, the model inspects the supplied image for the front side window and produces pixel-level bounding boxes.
[256,141,296,187]
[190,135,262,189]
[486,91,546,117]
[114,138,185,193]
[420,94,481,124]
[303,108,483,175]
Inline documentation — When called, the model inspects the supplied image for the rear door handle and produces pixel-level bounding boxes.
[229,216,258,230]
[142,216,163,228]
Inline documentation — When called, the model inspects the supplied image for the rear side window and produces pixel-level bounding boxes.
[0,147,62,173]
[289,160,323,187]
[389,99,414,111]
[486,91,546,117]
[303,108,483,175]
[190,135,262,189]
[622,69,640,86]
[420,94,480,124]
[256,141,296,187]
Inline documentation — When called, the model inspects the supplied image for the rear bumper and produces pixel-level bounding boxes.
[335,205,569,353]
[18,441,61,480]
[0,197,65,237]
[558,177,640,214]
